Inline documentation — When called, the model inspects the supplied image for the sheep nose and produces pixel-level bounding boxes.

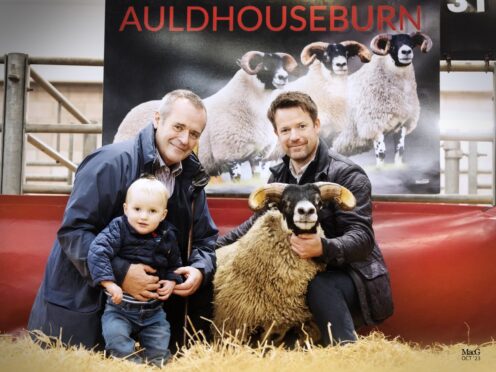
[402,50,412,55]
[277,73,287,80]
[297,206,316,216]
[336,62,346,67]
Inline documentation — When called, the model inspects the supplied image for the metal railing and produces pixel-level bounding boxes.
[1,55,495,206]
[1,53,103,194]
[438,60,495,205]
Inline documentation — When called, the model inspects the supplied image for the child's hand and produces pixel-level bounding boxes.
[157,280,175,301]
[101,281,123,304]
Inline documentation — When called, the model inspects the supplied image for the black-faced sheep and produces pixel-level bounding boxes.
[276,41,371,147]
[198,51,297,180]
[332,32,433,166]
[213,182,356,344]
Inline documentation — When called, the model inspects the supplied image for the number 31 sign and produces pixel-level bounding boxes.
[447,0,486,13]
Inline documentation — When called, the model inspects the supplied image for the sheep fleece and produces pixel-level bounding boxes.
[213,210,326,336]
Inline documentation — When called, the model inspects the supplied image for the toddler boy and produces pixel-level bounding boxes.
[88,175,182,366]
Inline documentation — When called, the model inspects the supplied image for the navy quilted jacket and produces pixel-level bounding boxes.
[88,216,183,285]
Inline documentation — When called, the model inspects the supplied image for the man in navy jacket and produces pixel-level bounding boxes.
[28,89,218,350]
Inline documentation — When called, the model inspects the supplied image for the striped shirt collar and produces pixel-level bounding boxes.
[154,150,182,196]
[155,150,183,177]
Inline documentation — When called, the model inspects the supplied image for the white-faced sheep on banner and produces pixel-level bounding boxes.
[213,182,356,344]
[332,32,433,166]
[198,51,297,180]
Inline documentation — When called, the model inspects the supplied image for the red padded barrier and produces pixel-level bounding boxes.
[1,195,495,344]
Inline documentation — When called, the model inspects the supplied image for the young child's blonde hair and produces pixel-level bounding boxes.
[125,175,170,208]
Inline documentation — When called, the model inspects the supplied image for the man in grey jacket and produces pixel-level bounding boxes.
[28,89,218,350]
[217,91,393,345]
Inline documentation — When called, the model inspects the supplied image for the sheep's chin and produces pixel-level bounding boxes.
[294,221,317,231]
[332,67,348,75]
[272,79,287,89]
[398,57,413,65]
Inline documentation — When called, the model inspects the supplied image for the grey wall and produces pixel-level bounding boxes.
[0,0,104,82]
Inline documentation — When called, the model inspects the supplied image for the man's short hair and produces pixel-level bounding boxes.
[267,91,319,130]
[126,174,170,208]
[158,89,206,124]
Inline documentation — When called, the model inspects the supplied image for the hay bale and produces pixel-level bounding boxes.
[2,332,496,372]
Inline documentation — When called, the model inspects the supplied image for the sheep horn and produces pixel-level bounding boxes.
[315,182,356,211]
[300,42,329,66]
[238,51,265,75]
[275,53,298,72]
[409,32,433,53]
[248,183,288,211]
[340,41,372,63]
[370,34,391,56]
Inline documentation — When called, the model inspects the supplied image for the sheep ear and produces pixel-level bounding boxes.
[248,183,287,211]
[370,34,391,56]
[315,182,356,211]
[409,32,433,53]
[341,41,372,63]
[300,42,329,66]
[275,53,298,72]
[239,51,265,75]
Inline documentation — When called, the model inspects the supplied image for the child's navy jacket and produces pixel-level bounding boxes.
[88,216,183,285]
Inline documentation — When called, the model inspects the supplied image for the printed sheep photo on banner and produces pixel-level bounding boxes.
[213,182,356,345]
[276,40,372,148]
[198,51,297,182]
[113,50,298,182]
[332,32,433,167]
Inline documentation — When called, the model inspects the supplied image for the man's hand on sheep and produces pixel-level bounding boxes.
[121,263,160,301]
[173,266,203,296]
[290,233,323,259]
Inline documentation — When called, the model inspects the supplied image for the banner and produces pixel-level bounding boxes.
[104,0,440,194]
